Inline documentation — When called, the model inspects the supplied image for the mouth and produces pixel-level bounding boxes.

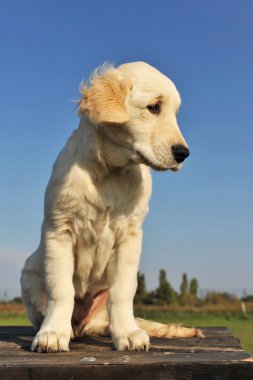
[136,151,176,172]
[99,129,180,172]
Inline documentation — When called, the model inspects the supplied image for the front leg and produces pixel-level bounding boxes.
[32,230,75,352]
[106,227,149,351]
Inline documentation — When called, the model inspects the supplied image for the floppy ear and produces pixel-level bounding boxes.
[79,70,132,125]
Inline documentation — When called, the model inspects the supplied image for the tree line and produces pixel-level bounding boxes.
[134,270,240,306]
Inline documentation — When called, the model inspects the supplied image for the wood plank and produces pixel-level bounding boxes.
[0,326,252,380]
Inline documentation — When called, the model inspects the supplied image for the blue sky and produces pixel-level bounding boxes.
[0,0,252,298]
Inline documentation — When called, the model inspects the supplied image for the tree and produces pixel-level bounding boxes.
[186,277,199,306]
[180,273,188,305]
[156,269,178,305]
[134,272,146,304]
[189,278,198,297]
[143,290,157,305]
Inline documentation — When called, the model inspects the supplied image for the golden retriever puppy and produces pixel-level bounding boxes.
[21,61,202,353]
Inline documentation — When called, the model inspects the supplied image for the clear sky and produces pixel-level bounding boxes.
[0,0,252,299]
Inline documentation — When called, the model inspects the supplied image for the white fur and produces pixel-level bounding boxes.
[21,62,199,353]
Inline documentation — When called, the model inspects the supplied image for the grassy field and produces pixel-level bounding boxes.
[0,304,252,354]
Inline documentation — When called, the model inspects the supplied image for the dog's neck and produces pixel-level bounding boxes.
[77,117,138,179]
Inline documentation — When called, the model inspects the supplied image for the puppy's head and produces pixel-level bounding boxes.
[79,62,189,171]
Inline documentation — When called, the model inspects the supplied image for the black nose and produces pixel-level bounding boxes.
[172,145,190,163]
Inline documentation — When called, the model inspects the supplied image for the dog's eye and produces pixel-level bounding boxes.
[147,102,161,115]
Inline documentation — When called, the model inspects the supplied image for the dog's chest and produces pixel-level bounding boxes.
[74,207,135,297]
[99,167,144,209]
[73,168,147,295]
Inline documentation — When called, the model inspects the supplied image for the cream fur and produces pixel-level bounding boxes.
[21,61,202,353]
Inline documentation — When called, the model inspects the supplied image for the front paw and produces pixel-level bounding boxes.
[31,330,70,353]
[112,328,150,351]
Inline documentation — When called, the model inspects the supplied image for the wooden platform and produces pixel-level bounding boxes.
[0,326,252,379]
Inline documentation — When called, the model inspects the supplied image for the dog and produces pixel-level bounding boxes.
[21,61,203,353]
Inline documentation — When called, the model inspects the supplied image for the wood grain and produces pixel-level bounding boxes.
[0,326,252,379]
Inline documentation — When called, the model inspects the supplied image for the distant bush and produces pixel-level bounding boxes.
[242,295,253,302]
[9,297,23,304]
[203,291,239,305]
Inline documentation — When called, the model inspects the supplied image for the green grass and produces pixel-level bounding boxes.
[1,311,252,354]
[0,315,30,326]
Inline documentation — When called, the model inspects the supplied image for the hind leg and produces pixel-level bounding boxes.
[82,308,110,337]
[84,315,203,339]
[20,248,46,332]
[77,290,203,340]
[135,318,204,338]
